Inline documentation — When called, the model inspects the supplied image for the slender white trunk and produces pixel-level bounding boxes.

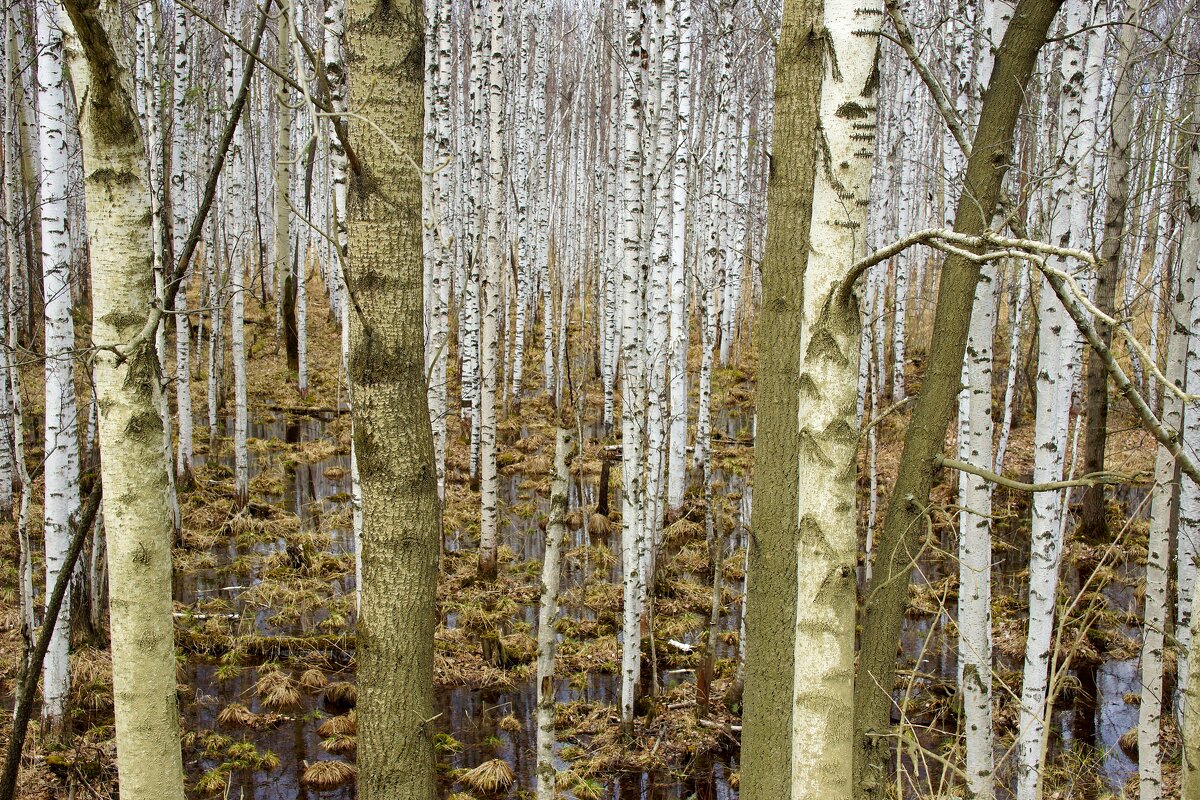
[1140,82,1200,800]
[1177,77,1200,706]
[957,263,997,798]
[618,0,649,728]
[1185,565,1200,795]
[171,0,194,477]
[36,0,80,729]
[536,426,571,800]
[226,0,249,506]
[665,0,692,511]
[1139,257,1194,800]
[994,261,1029,475]
[477,0,504,579]
[424,0,452,498]
[643,0,673,577]
[1016,16,1087,773]
[462,0,484,478]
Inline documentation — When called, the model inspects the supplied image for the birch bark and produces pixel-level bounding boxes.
[477,0,504,580]
[536,426,571,800]
[786,0,880,790]
[61,3,187,793]
[36,0,80,730]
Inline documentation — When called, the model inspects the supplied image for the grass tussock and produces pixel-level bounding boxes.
[461,758,515,794]
[316,710,357,738]
[320,733,357,755]
[324,680,358,707]
[216,702,257,728]
[301,759,357,789]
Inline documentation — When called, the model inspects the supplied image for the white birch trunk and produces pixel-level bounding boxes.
[536,426,571,800]
[171,0,194,477]
[618,0,649,728]
[36,0,80,728]
[60,4,187,793]
[477,0,504,579]
[1140,81,1200,799]
[226,0,249,507]
[787,0,878,789]
[665,0,692,511]
[957,262,997,799]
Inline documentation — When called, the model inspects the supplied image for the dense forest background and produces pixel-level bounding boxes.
[0,0,1198,797]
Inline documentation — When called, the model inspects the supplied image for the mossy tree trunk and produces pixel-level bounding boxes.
[346,2,440,799]
[740,0,824,793]
[852,0,1063,794]
[59,2,187,796]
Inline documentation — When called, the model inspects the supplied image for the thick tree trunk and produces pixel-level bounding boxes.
[740,0,824,792]
[853,0,1063,793]
[60,3,187,795]
[346,2,440,798]
[784,0,879,791]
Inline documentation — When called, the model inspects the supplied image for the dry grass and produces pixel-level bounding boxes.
[298,667,330,691]
[320,733,357,755]
[301,759,357,789]
[255,670,302,711]
[324,680,358,707]
[316,711,357,738]
[216,702,257,728]
[460,758,516,794]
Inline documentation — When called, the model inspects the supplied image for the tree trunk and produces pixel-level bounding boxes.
[346,1,440,798]
[536,425,571,800]
[478,0,504,581]
[171,0,194,480]
[784,0,880,790]
[740,0,824,791]
[1138,76,1200,800]
[618,0,649,732]
[226,0,249,508]
[60,3,188,795]
[35,0,81,733]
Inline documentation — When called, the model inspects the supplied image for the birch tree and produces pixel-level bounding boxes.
[59,1,187,794]
[226,0,250,508]
[171,0,194,479]
[1014,7,1093,794]
[35,0,80,732]
[478,0,504,580]
[536,424,571,800]
[1137,74,1200,800]
[783,0,881,790]
[618,0,650,731]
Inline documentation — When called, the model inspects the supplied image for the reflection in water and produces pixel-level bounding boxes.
[178,410,1145,798]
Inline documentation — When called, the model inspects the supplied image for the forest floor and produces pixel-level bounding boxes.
[0,276,1174,798]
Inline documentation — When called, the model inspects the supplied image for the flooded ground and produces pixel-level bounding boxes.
[172,408,1147,798]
